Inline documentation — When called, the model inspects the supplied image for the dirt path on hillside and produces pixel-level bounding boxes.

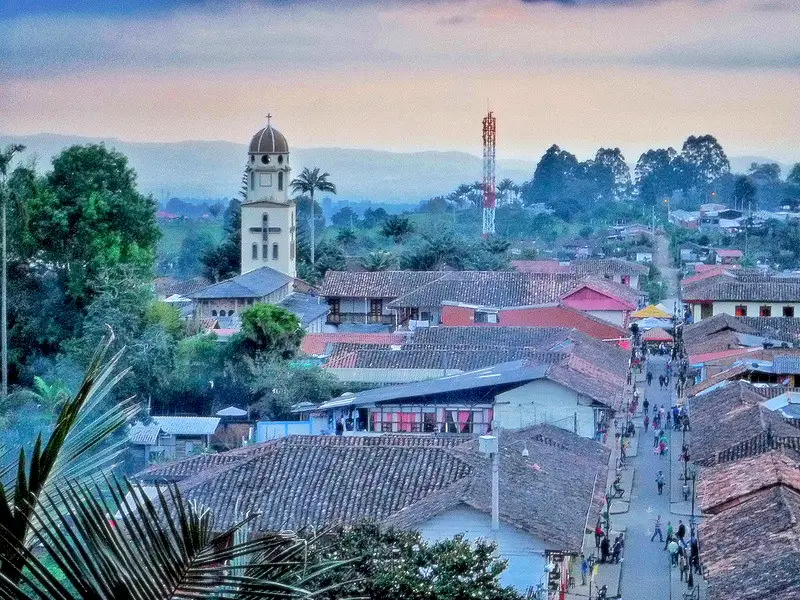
[654,234,680,300]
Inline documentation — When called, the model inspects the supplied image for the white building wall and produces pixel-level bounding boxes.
[586,309,625,327]
[494,379,596,438]
[420,506,547,591]
[240,201,296,278]
[693,300,800,321]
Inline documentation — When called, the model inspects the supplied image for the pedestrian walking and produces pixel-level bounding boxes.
[653,429,660,448]
[600,536,610,563]
[677,520,686,541]
[659,405,666,421]
[595,521,604,549]
[656,470,664,495]
[647,371,653,386]
[664,521,674,550]
[581,554,588,585]
[690,536,700,573]
[644,414,650,432]
[651,515,664,542]
[658,374,664,389]
[643,398,650,414]
[612,535,623,563]
[668,539,679,566]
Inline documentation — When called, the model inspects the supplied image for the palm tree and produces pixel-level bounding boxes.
[290,168,336,265]
[0,143,24,398]
[380,215,414,243]
[361,250,395,272]
[0,333,346,598]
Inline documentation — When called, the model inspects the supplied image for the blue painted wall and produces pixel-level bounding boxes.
[419,505,548,591]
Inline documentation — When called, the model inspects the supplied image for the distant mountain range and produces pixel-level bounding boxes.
[0,133,793,205]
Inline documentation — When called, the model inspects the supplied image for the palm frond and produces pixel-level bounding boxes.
[0,332,138,580]
[0,476,346,599]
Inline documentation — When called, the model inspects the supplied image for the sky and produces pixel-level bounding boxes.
[0,0,798,163]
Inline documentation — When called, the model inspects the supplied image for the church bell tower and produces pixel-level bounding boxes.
[240,115,296,278]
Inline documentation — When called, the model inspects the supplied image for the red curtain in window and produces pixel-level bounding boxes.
[399,412,414,432]
[458,411,471,433]
[372,412,380,432]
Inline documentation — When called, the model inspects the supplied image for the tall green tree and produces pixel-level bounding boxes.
[231,303,303,360]
[634,148,679,205]
[679,134,730,189]
[28,144,160,306]
[202,198,241,282]
[0,143,25,397]
[732,175,756,212]
[290,167,336,265]
[362,250,395,272]
[594,147,632,200]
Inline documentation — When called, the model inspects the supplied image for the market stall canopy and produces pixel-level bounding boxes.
[633,317,673,330]
[631,304,671,319]
[643,327,674,343]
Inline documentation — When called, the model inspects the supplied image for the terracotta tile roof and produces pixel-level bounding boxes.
[323,344,567,372]
[320,271,447,298]
[714,433,800,464]
[681,267,731,287]
[740,317,800,344]
[409,326,570,349]
[562,277,641,308]
[142,427,609,553]
[567,258,648,276]
[684,313,756,346]
[688,381,800,465]
[300,333,406,356]
[511,260,569,273]
[684,273,800,303]
[153,276,212,297]
[388,272,586,309]
[701,485,800,600]
[546,354,625,410]
[698,449,800,513]
[642,327,673,342]
[492,306,629,340]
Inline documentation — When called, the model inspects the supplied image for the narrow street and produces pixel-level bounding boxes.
[616,356,673,600]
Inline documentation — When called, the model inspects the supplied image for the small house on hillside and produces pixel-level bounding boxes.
[126,416,221,472]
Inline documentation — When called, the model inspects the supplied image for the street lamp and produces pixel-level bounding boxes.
[479,434,500,533]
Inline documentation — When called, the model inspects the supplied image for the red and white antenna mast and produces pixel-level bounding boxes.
[482,111,496,238]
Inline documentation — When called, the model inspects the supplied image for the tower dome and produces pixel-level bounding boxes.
[249,117,289,154]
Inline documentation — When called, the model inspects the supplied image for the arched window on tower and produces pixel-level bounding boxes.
[272,243,279,260]
[252,243,258,260]
[250,171,255,191]
[278,171,284,191]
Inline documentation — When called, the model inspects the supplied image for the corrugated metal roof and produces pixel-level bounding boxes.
[128,423,162,446]
[319,360,550,409]
[152,416,220,436]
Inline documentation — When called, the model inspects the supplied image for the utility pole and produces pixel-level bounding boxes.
[479,433,500,533]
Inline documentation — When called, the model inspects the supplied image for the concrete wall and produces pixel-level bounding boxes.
[585,309,626,327]
[419,505,547,591]
[494,379,596,438]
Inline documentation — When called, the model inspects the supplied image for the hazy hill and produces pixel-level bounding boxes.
[0,133,534,204]
[1,133,792,205]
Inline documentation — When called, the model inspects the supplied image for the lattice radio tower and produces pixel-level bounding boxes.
[482,111,497,238]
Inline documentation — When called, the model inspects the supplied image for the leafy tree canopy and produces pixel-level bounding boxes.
[231,303,304,360]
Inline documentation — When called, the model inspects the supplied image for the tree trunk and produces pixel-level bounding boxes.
[310,190,315,265]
